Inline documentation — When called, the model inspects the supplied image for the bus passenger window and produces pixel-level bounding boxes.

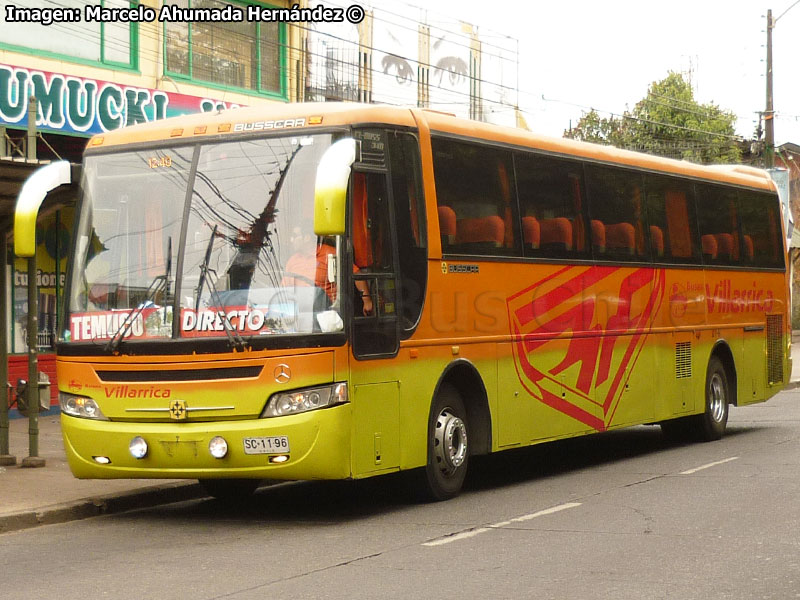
[387,131,427,335]
[643,174,700,264]
[585,165,648,262]
[514,152,589,259]
[738,189,785,268]
[696,184,740,266]
[351,171,393,317]
[432,137,519,256]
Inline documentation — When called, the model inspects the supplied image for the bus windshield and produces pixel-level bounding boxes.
[65,133,345,346]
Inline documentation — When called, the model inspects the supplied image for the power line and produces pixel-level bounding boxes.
[4,0,520,116]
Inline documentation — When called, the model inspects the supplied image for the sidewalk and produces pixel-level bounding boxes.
[3,337,800,535]
[0,415,204,534]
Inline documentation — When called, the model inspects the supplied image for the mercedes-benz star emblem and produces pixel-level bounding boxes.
[169,399,188,420]
[274,364,291,383]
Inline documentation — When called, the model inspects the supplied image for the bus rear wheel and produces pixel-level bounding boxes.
[691,355,729,441]
[414,384,469,502]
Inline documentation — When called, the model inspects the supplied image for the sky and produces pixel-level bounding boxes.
[366,0,800,145]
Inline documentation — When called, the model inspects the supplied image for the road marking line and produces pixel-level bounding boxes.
[497,502,583,526]
[422,502,582,547]
[422,528,491,547]
[680,457,739,475]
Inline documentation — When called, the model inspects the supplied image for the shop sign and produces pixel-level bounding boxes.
[0,63,244,136]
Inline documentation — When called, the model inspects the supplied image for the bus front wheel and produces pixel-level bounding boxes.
[415,384,469,502]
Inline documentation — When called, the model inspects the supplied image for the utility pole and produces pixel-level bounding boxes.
[765,2,800,168]
[765,9,775,168]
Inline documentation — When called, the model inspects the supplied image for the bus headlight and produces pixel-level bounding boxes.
[209,436,228,459]
[59,392,108,420]
[129,436,148,459]
[261,383,348,418]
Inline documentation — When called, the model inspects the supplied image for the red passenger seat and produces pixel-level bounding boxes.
[650,225,664,258]
[591,220,606,254]
[605,222,635,254]
[455,215,505,247]
[701,234,718,260]
[743,234,754,261]
[714,233,737,262]
[522,216,540,249]
[438,206,456,246]
[539,217,573,251]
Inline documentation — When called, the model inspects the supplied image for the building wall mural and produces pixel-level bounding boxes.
[371,10,418,107]
[427,24,471,119]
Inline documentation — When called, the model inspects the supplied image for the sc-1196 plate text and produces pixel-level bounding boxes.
[243,436,290,455]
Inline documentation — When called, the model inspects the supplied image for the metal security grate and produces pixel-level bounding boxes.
[675,342,692,379]
[767,315,784,385]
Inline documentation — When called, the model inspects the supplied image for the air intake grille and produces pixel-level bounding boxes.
[95,366,262,382]
[767,315,784,385]
[675,342,692,379]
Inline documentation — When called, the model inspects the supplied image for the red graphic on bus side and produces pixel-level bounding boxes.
[507,266,665,431]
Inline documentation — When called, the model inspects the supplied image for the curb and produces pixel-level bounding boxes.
[0,482,205,535]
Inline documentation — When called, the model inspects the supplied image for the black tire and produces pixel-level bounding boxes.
[413,383,469,502]
[198,478,260,502]
[660,356,730,442]
[691,355,729,441]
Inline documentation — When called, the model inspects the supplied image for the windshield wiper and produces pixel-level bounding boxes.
[195,225,217,312]
[105,274,167,352]
[106,236,174,352]
[163,236,172,326]
[195,225,246,351]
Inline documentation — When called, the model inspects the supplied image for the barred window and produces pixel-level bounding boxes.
[164,0,285,97]
[0,0,136,69]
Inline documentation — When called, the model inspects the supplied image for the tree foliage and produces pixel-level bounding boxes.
[564,72,741,164]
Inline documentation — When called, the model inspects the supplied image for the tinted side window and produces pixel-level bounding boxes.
[696,184,740,266]
[739,190,785,268]
[388,131,428,334]
[432,138,519,256]
[643,174,701,264]
[514,152,589,259]
[585,165,649,262]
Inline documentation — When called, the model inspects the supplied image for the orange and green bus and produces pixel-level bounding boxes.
[52,103,790,501]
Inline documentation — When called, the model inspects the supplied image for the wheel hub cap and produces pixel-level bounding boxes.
[709,373,726,422]
[434,409,467,476]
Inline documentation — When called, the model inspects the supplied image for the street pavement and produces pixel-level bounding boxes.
[3,336,800,535]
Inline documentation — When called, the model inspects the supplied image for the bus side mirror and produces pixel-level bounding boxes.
[314,138,357,236]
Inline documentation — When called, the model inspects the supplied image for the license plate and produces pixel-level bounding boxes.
[243,436,290,455]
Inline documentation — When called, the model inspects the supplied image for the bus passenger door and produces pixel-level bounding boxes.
[348,129,427,476]
[347,129,404,476]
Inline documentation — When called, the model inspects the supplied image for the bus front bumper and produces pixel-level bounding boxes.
[61,405,352,481]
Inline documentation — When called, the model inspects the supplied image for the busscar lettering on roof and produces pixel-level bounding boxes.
[233,119,307,132]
